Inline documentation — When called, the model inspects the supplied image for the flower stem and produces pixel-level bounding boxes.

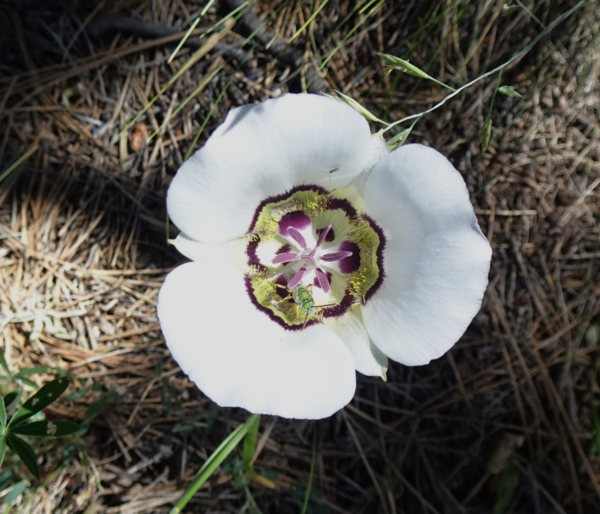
[169,413,261,514]
[382,0,587,134]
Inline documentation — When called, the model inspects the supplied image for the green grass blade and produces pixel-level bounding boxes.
[170,413,260,514]
[184,76,233,161]
[0,146,38,185]
[242,414,261,470]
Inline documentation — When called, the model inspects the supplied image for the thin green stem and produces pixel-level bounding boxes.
[169,414,260,514]
[107,3,248,150]
[290,0,330,43]
[168,17,202,64]
[382,0,586,133]
[515,0,546,28]
[300,425,317,514]
[184,76,233,161]
[0,146,38,184]
[489,69,503,118]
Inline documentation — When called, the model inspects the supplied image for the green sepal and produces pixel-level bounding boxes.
[481,116,493,152]
[498,85,522,97]
[9,377,69,428]
[6,435,39,480]
[11,420,81,437]
[0,436,6,469]
[387,128,413,151]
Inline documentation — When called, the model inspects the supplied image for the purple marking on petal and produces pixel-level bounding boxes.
[247,185,329,235]
[272,252,299,264]
[244,275,318,331]
[315,268,330,293]
[287,265,307,289]
[287,227,307,249]
[361,214,386,302]
[321,290,353,318]
[275,244,291,256]
[301,248,317,266]
[326,197,357,218]
[278,211,311,237]
[321,250,354,262]
[338,241,361,274]
[316,224,333,247]
[275,274,290,298]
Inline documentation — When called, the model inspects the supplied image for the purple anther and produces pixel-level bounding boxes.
[321,250,354,262]
[287,227,307,249]
[315,268,330,293]
[316,224,333,247]
[301,248,317,266]
[272,252,299,264]
[287,265,307,289]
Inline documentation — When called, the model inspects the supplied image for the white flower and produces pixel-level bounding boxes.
[157,94,492,419]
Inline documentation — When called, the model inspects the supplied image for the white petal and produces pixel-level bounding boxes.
[323,309,388,378]
[158,262,356,419]
[171,234,248,271]
[168,94,372,243]
[362,144,492,366]
[331,130,389,209]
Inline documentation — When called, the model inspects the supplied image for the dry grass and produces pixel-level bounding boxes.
[1,0,600,513]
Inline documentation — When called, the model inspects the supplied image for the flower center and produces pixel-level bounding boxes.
[245,185,384,330]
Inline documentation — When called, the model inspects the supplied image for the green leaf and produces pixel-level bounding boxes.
[498,85,522,97]
[4,391,20,414]
[18,377,38,389]
[9,377,69,428]
[494,459,520,514]
[2,481,27,505]
[66,386,89,402]
[0,352,9,375]
[0,393,6,426]
[85,392,118,421]
[243,414,261,471]
[11,420,81,437]
[0,469,13,492]
[481,116,493,152]
[0,436,6,469]
[6,435,39,480]
[590,400,600,456]
[13,366,63,379]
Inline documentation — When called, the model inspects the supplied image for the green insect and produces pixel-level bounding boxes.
[275,283,334,330]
